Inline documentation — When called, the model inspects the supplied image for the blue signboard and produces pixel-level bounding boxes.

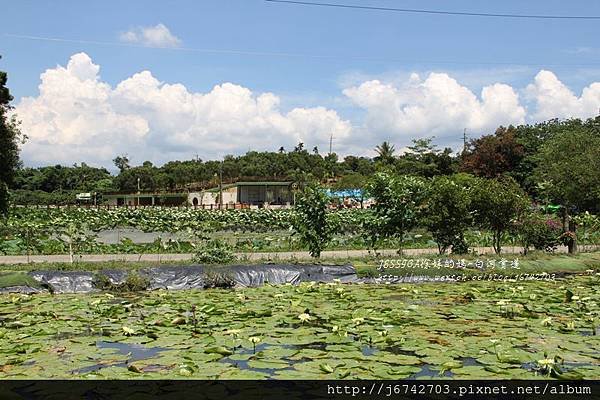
[325,189,364,199]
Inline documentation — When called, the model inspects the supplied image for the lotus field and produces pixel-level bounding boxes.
[3,207,600,256]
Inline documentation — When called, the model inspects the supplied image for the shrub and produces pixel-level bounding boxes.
[470,176,530,254]
[202,268,235,289]
[517,213,562,254]
[193,239,237,264]
[364,173,427,254]
[291,183,338,258]
[93,272,150,292]
[422,175,473,254]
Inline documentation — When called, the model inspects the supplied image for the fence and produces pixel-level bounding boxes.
[14,203,294,211]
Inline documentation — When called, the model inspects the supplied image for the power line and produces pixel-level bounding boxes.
[265,0,600,20]
[5,33,600,67]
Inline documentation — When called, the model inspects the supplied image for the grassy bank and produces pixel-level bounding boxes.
[0,251,598,276]
[354,252,600,278]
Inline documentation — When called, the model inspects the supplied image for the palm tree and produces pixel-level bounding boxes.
[374,141,396,165]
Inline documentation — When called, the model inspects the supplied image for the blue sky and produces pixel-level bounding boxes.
[2,0,600,167]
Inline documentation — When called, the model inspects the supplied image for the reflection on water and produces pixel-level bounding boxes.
[72,341,170,374]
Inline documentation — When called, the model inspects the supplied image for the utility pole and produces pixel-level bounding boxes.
[219,160,223,210]
[328,133,336,180]
[462,128,468,156]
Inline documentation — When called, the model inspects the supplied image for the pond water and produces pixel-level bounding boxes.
[72,341,171,374]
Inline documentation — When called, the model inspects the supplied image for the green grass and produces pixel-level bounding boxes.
[0,272,42,289]
[0,259,198,273]
[1,252,599,278]
[353,252,600,278]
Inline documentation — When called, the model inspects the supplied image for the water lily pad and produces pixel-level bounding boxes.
[204,346,233,356]
[247,359,290,370]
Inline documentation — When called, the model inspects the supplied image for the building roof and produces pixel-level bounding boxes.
[325,189,364,198]
[104,193,187,199]
[204,181,293,193]
[235,181,292,186]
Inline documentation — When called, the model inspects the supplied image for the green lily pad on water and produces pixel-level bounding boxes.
[2,274,600,379]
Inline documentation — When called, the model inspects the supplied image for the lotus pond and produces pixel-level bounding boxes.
[1,274,599,380]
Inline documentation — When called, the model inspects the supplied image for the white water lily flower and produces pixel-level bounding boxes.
[122,326,135,335]
[332,325,339,332]
[249,336,261,344]
[298,313,311,323]
[378,330,388,337]
[352,317,364,325]
[538,358,555,367]
[541,317,552,326]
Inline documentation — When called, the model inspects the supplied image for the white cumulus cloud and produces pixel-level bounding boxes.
[119,23,182,48]
[342,72,527,146]
[15,53,351,166]
[13,53,600,167]
[342,71,600,151]
[525,70,600,121]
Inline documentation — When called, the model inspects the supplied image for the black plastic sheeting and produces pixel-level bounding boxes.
[0,286,45,295]
[16,264,360,294]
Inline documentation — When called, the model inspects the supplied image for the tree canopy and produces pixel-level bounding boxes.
[533,121,600,213]
[7,117,600,216]
[0,58,24,216]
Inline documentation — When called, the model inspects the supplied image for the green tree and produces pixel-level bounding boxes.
[113,155,130,173]
[470,176,530,254]
[342,155,375,176]
[0,58,25,217]
[423,175,473,254]
[333,173,367,191]
[291,183,337,258]
[374,141,396,165]
[407,137,438,156]
[533,124,600,252]
[114,164,160,192]
[534,126,600,213]
[397,137,457,177]
[365,172,426,253]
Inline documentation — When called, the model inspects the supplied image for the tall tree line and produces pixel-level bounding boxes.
[0,56,25,217]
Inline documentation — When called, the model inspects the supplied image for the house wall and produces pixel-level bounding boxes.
[105,195,186,206]
[188,188,237,205]
[238,185,292,205]
[105,197,120,206]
